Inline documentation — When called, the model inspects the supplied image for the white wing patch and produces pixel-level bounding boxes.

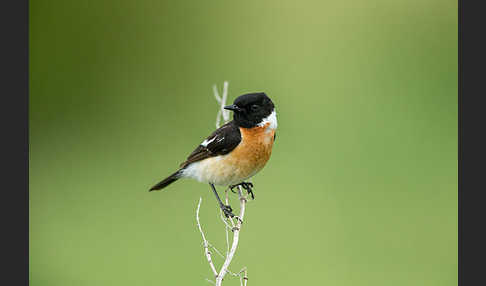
[201,135,224,147]
[201,136,216,147]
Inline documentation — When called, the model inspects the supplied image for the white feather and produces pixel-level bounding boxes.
[201,136,216,147]
[257,110,277,130]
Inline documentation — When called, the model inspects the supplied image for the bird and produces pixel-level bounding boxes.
[149,92,277,218]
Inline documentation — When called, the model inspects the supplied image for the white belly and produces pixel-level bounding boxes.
[181,155,256,186]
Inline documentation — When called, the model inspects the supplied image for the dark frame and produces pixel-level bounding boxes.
[2,0,483,284]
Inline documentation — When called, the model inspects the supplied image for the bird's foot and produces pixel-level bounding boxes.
[230,182,255,200]
[221,204,236,218]
[233,216,243,226]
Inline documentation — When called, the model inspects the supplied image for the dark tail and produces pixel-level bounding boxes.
[149,169,182,191]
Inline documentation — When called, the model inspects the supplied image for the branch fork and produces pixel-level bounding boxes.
[195,82,250,286]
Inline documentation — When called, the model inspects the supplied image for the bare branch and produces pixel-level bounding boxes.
[212,84,222,102]
[221,81,230,123]
[196,197,218,277]
[215,187,247,286]
[208,242,225,260]
[213,81,230,128]
[197,82,250,285]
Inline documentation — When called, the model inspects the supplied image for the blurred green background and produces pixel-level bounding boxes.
[30,0,457,285]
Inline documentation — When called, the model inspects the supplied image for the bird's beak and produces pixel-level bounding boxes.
[224,104,243,112]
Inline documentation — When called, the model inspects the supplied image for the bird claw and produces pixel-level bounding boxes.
[221,204,236,218]
[234,216,243,224]
[230,182,255,199]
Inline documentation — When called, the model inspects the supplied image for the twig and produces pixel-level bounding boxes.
[238,268,249,286]
[215,188,247,286]
[208,242,225,259]
[213,81,230,128]
[224,190,231,256]
[197,82,249,285]
[196,197,218,277]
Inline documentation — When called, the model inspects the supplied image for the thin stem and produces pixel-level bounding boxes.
[196,197,218,277]
[198,82,249,285]
[215,187,247,286]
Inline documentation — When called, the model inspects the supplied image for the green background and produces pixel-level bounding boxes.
[30,0,457,285]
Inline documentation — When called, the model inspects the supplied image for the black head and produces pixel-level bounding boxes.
[224,92,275,128]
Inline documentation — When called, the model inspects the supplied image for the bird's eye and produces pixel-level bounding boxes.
[251,104,259,111]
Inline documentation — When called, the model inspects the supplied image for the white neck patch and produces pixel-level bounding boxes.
[257,110,277,130]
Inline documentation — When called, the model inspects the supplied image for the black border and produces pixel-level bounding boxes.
[459,0,486,285]
[1,0,29,284]
[1,0,482,284]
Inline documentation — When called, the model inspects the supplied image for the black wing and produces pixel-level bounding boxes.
[179,121,242,168]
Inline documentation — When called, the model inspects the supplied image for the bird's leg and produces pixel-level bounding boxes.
[210,183,235,218]
[229,184,238,194]
[230,182,255,200]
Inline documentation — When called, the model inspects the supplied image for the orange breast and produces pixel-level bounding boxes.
[233,124,275,172]
[189,123,276,186]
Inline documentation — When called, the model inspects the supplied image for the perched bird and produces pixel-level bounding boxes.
[149,92,277,218]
